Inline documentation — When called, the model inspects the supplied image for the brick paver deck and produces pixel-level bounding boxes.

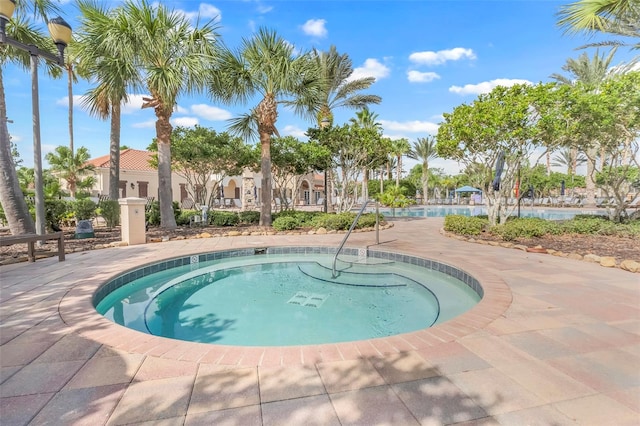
[1,218,638,425]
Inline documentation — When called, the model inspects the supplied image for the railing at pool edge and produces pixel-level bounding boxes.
[332,200,371,278]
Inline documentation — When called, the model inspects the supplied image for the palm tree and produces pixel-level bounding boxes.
[298,46,382,209]
[209,28,321,226]
[0,0,63,235]
[45,146,95,197]
[557,0,639,50]
[408,136,438,205]
[552,148,588,175]
[118,0,220,228]
[390,138,411,187]
[350,107,383,200]
[76,0,140,201]
[304,45,382,123]
[550,49,616,207]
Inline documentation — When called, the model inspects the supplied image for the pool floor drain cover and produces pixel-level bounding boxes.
[287,292,328,308]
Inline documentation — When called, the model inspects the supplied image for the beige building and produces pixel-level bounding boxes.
[85,149,325,209]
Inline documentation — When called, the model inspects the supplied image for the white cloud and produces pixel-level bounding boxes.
[449,78,532,95]
[171,116,199,127]
[174,105,189,114]
[301,19,327,38]
[349,58,390,82]
[190,104,232,121]
[281,124,307,139]
[131,119,156,129]
[176,3,221,22]
[256,2,273,14]
[407,71,440,83]
[409,48,476,66]
[56,95,84,107]
[380,119,439,135]
[122,94,147,114]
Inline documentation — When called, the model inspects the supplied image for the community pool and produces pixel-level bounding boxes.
[94,247,482,346]
[380,206,602,220]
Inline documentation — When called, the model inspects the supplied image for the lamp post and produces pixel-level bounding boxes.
[320,117,330,213]
[0,0,72,239]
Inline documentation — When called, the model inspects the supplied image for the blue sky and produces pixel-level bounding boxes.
[4,0,638,175]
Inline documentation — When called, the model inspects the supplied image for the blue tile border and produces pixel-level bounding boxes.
[93,246,484,306]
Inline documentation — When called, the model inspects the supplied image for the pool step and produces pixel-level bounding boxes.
[297,262,413,288]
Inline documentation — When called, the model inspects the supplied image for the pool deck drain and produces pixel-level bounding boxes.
[1,218,638,425]
[287,292,328,308]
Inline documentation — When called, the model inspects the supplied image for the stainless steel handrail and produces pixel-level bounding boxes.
[332,200,370,278]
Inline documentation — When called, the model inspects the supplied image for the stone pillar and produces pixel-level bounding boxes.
[119,197,147,245]
[241,168,256,211]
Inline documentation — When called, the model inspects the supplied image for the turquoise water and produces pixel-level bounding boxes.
[381,206,600,220]
[96,253,480,346]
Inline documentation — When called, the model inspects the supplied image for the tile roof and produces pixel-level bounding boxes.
[86,149,156,172]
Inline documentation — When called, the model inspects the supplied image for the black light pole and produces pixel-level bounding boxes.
[0,0,72,239]
[320,117,330,213]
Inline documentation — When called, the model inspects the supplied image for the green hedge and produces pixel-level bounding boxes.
[443,215,488,236]
[490,217,559,241]
[272,216,299,231]
[210,211,239,226]
[444,214,640,241]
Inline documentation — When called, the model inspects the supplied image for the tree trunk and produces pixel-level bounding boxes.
[422,162,429,205]
[362,167,368,202]
[108,102,122,200]
[259,132,272,226]
[156,111,176,229]
[584,147,597,208]
[0,67,36,235]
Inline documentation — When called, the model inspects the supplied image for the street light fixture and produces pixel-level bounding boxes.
[320,117,330,213]
[0,0,72,239]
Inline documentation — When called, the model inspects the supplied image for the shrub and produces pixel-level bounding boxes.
[443,215,488,236]
[311,212,354,230]
[145,201,181,226]
[98,200,120,228]
[238,210,260,224]
[490,217,557,241]
[72,198,97,221]
[210,211,239,226]
[356,213,381,229]
[177,209,199,226]
[561,217,610,235]
[272,216,299,231]
[45,199,70,228]
[146,201,161,226]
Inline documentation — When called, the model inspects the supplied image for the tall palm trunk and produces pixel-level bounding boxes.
[422,163,429,205]
[259,131,272,226]
[0,68,36,235]
[108,102,122,200]
[155,108,176,229]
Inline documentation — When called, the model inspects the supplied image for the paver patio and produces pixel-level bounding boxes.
[1,218,638,425]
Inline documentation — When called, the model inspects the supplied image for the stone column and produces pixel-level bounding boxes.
[119,197,147,245]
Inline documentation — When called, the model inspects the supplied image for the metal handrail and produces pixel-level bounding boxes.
[332,200,370,278]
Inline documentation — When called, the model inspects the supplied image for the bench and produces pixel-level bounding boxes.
[0,232,65,262]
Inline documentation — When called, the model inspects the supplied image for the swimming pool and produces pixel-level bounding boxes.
[94,247,482,346]
[380,206,601,220]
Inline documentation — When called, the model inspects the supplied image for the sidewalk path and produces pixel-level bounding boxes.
[1,218,638,425]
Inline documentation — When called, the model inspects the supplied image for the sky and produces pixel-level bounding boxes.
[4,0,638,176]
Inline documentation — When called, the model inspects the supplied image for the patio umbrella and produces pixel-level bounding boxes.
[561,180,565,196]
[454,186,482,193]
[492,151,505,191]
